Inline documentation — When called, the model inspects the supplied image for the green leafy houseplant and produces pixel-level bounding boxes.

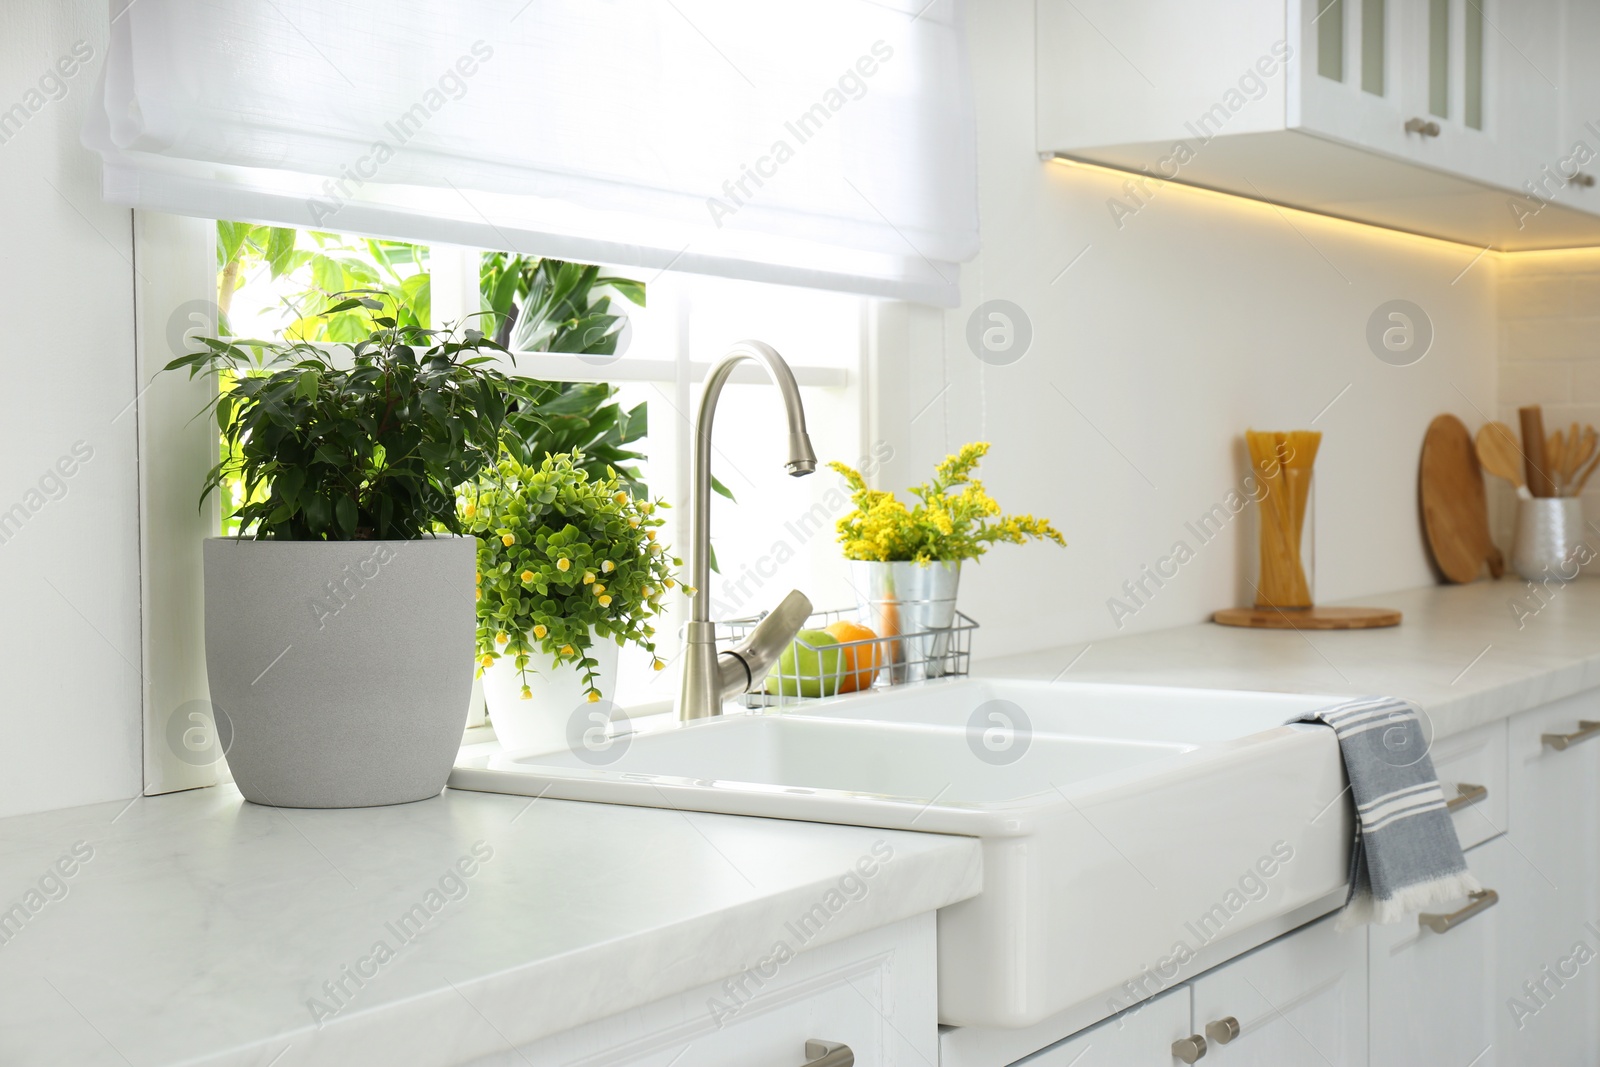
[168,293,541,540]
[480,253,652,498]
[481,254,644,353]
[463,451,681,700]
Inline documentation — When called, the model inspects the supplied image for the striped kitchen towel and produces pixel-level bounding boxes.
[1301,696,1479,926]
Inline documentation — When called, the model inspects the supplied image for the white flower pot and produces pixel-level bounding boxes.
[202,535,475,808]
[482,633,621,754]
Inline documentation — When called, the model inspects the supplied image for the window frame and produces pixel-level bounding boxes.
[138,230,868,792]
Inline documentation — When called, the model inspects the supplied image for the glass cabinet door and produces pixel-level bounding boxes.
[1298,0,1410,156]
[1362,0,1387,95]
[1317,0,1389,97]
[1428,0,1449,118]
[1318,0,1345,82]
[1402,0,1556,188]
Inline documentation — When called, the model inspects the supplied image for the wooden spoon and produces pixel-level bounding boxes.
[1475,422,1531,499]
[1565,426,1597,495]
[1548,429,1567,492]
[1575,442,1600,495]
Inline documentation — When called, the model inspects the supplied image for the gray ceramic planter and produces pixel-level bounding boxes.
[203,536,475,807]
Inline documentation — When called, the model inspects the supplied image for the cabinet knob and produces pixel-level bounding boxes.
[1171,1034,1208,1062]
[1205,1016,1242,1044]
[1404,117,1442,137]
[1575,173,1598,188]
[803,1040,853,1067]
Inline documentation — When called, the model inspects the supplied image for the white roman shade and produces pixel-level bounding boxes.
[85,0,980,305]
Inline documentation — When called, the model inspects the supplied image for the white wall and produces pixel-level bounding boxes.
[873,0,1499,660]
[0,1,143,816]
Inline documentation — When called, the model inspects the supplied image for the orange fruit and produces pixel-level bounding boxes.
[825,621,882,693]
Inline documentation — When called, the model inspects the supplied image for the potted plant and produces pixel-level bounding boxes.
[829,442,1065,680]
[167,294,540,807]
[463,450,679,753]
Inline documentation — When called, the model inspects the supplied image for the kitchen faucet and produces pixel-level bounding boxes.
[676,341,818,721]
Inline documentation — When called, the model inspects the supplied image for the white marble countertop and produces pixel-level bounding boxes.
[0,784,981,1067]
[979,578,1600,740]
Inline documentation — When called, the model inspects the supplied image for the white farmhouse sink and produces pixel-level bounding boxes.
[449,679,1354,1029]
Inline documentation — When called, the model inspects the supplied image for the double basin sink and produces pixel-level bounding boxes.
[449,679,1353,1030]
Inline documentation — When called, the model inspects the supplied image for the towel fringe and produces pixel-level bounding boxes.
[1337,870,1483,929]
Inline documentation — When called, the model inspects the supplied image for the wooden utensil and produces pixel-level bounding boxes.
[1557,424,1593,493]
[1421,414,1504,582]
[1547,428,1566,491]
[1520,406,1557,497]
[1576,446,1600,494]
[1475,421,1530,498]
[1570,426,1598,489]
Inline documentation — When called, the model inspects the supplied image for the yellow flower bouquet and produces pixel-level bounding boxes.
[824,443,1063,684]
[829,442,1064,563]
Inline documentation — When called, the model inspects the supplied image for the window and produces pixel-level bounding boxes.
[214,223,864,714]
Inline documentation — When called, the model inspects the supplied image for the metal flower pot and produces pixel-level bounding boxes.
[202,536,475,807]
[849,560,961,683]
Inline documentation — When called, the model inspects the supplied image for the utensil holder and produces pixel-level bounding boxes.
[1511,497,1586,582]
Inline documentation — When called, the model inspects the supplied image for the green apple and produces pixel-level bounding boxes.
[764,629,843,698]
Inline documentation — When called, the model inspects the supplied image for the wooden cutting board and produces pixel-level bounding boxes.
[1420,414,1503,583]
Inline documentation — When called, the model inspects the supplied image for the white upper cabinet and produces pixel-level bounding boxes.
[1037,0,1599,248]
[1300,0,1560,189]
[1295,0,1415,162]
[1553,0,1600,216]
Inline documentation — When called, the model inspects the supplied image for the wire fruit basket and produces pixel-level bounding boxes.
[714,606,979,709]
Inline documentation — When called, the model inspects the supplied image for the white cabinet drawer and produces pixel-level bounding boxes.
[1427,719,1508,851]
[1190,914,1367,1066]
[1368,834,1514,1067]
[467,914,937,1067]
[1018,988,1192,1066]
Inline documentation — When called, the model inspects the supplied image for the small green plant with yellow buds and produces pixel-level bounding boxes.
[829,442,1066,563]
[463,450,680,700]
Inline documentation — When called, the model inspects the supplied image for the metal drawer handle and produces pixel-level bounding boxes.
[1205,1016,1241,1045]
[1419,889,1499,933]
[804,1040,853,1067]
[1445,782,1488,813]
[1405,117,1442,137]
[1543,721,1600,751]
[1172,1034,1208,1062]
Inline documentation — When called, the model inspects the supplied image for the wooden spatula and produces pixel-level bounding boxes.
[1475,422,1531,499]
